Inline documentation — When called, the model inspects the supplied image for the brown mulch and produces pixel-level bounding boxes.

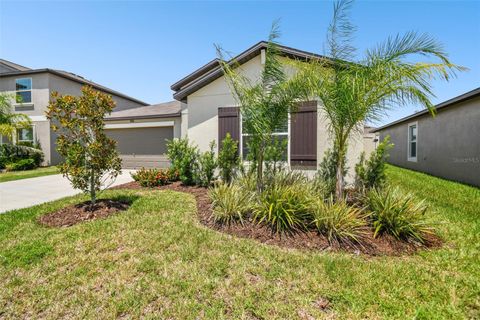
[38,199,130,228]
[113,181,442,256]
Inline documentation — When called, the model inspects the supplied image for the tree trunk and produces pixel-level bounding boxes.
[335,159,344,200]
[90,169,96,206]
[256,141,265,192]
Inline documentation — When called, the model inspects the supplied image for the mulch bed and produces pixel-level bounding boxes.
[38,199,130,228]
[114,181,442,256]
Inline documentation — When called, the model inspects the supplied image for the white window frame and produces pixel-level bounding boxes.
[407,121,418,162]
[16,125,36,145]
[15,77,33,104]
[239,111,291,165]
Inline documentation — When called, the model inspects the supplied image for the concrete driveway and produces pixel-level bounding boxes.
[0,170,134,214]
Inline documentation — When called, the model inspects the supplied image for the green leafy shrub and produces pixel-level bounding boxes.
[355,136,393,190]
[0,144,44,168]
[253,183,314,233]
[166,137,199,186]
[311,198,368,246]
[366,187,434,243]
[167,167,180,181]
[5,158,36,171]
[316,148,347,197]
[131,168,170,187]
[264,137,287,178]
[209,183,253,224]
[195,141,217,187]
[217,133,240,183]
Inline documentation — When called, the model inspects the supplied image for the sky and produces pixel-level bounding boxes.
[1,0,479,126]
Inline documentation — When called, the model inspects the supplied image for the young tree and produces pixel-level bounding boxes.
[216,21,304,191]
[298,0,463,199]
[46,86,122,205]
[0,93,31,141]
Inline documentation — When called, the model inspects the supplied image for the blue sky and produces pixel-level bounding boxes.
[1,0,479,125]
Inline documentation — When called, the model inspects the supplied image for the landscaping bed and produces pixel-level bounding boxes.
[38,199,130,227]
[114,181,442,256]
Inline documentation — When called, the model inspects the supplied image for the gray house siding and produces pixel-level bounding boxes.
[0,71,147,165]
[379,97,480,187]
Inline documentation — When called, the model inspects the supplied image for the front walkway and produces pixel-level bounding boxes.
[0,170,134,213]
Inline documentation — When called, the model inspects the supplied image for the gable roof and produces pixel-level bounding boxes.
[171,41,328,102]
[373,87,480,132]
[0,59,31,72]
[0,61,148,106]
[106,100,181,120]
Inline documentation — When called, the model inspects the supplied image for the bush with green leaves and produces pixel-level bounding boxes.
[311,198,368,246]
[253,183,314,234]
[195,141,217,187]
[316,148,348,198]
[5,158,36,171]
[209,183,253,225]
[217,133,240,183]
[0,144,44,169]
[355,136,393,190]
[264,137,287,178]
[131,168,170,187]
[166,137,200,186]
[366,187,434,243]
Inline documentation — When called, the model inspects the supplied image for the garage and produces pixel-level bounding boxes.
[106,126,173,169]
[104,101,182,169]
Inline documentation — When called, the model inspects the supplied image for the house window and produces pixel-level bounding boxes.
[17,127,34,145]
[408,122,417,162]
[240,113,289,162]
[15,78,32,103]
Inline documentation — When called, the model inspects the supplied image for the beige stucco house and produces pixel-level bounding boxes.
[374,87,480,187]
[2,42,375,181]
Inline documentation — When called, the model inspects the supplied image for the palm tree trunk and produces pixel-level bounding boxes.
[90,169,96,206]
[335,159,344,200]
[256,141,265,192]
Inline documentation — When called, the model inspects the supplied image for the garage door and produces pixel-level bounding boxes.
[106,127,173,169]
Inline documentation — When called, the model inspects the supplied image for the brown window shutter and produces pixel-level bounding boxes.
[218,107,240,152]
[290,101,317,168]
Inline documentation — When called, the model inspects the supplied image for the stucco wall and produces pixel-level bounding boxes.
[184,52,364,182]
[379,97,480,187]
[1,72,147,165]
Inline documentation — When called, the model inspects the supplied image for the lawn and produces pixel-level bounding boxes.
[0,165,478,319]
[0,166,60,183]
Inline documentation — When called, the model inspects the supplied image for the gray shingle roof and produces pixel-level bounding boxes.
[106,101,181,120]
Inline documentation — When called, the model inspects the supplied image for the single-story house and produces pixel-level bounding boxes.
[374,87,480,187]
[2,42,378,180]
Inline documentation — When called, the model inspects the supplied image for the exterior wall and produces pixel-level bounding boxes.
[378,97,480,187]
[363,131,378,156]
[183,53,364,182]
[0,72,147,165]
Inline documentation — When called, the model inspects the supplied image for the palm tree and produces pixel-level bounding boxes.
[216,22,304,191]
[298,0,464,199]
[0,93,31,142]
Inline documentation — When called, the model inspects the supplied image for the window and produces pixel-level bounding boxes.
[15,78,32,103]
[240,113,289,162]
[17,127,34,145]
[408,122,417,161]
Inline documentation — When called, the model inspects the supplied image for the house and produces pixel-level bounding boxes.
[2,41,375,179]
[171,41,365,180]
[0,59,150,165]
[374,87,480,187]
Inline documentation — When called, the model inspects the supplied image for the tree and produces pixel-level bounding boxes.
[298,0,463,199]
[46,86,122,205]
[216,21,304,191]
[0,93,31,141]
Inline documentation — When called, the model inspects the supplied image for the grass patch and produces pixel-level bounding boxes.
[0,165,478,318]
[0,166,60,183]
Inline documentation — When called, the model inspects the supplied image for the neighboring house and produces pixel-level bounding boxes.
[0,59,150,165]
[374,87,480,187]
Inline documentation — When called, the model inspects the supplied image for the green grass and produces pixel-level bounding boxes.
[0,166,60,183]
[0,165,478,319]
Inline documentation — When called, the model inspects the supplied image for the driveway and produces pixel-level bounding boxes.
[0,170,134,214]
